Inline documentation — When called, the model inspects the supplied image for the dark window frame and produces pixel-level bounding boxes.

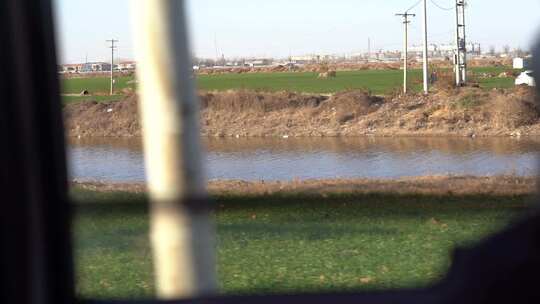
[2,1,540,303]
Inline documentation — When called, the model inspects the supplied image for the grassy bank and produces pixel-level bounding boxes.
[60,67,514,98]
[72,183,533,299]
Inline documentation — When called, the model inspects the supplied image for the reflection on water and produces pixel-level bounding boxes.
[68,137,540,182]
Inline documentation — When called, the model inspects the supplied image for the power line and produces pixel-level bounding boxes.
[406,0,422,12]
[430,0,454,11]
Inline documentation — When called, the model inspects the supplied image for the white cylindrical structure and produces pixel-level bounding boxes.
[133,0,217,299]
[455,1,460,86]
[404,20,408,94]
[422,0,429,94]
[455,0,467,86]
[110,41,114,96]
[460,1,467,83]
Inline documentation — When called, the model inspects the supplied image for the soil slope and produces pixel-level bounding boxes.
[63,87,540,137]
[74,175,536,196]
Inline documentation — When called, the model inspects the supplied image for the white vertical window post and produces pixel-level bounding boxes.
[133,0,217,300]
[422,0,429,94]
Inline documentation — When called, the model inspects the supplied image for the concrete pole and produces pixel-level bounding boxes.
[368,37,371,60]
[404,19,408,94]
[110,41,114,96]
[107,39,118,95]
[455,0,467,86]
[454,1,461,86]
[397,13,414,94]
[460,1,467,83]
[455,10,461,86]
[134,0,216,299]
[422,0,429,94]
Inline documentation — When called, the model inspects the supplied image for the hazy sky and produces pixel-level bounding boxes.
[54,0,540,63]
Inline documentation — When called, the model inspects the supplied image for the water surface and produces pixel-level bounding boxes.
[68,137,540,182]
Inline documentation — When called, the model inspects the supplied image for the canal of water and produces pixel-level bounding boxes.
[68,137,540,182]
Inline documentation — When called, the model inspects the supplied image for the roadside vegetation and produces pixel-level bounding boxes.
[72,183,533,299]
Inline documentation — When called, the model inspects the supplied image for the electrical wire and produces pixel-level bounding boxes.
[430,0,454,11]
[405,0,422,12]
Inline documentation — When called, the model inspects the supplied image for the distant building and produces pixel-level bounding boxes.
[513,57,531,69]
[81,62,112,73]
[409,42,482,58]
[291,55,320,64]
[58,63,84,73]
[244,59,272,67]
[117,61,136,71]
[378,51,401,62]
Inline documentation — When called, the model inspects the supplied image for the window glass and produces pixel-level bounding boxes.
[55,0,539,299]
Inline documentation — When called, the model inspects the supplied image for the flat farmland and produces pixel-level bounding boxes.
[62,76,136,94]
[60,66,515,98]
[197,70,424,95]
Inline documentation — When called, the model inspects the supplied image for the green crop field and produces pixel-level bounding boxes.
[60,66,515,97]
[61,76,136,94]
[197,70,424,95]
[196,67,515,94]
[73,189,528,299]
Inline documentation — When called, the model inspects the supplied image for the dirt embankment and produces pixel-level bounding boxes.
[65,95,142,137]
[63,86,540,138]
[196,59,511,75]
[73,175,537,196]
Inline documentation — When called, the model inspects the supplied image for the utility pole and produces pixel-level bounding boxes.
[455,0,467,86]
[422,0,429,94]
[106,39,118,95]
[368,37,371,60]
[214,34,219,66]
[396,12,415,94]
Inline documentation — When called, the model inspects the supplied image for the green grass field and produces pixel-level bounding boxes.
[73,189,529,299]
[60,67,515,98]
[197,70,424,95]
[62,76,136,94]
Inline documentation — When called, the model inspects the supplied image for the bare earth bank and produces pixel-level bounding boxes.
[73,175,537,196]
[64,87,540,138]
